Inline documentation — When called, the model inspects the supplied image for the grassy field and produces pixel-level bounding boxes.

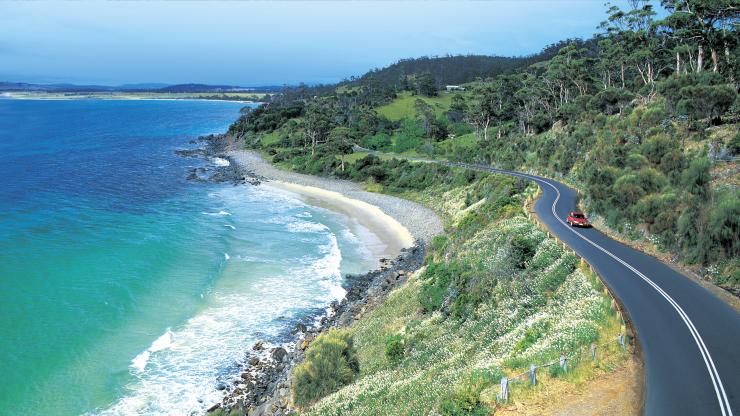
[376,91,461,121]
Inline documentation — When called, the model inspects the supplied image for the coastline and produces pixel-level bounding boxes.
[191,138,443,415]
[228,149,444,246]
[264,181,413,264]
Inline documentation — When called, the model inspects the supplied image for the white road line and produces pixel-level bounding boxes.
[378,155,733,414]
[519,172,733,416]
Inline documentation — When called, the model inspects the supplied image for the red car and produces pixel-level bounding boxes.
[567,211,591,227]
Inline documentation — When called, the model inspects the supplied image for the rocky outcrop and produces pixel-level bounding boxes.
[209,243,425,416]
[177,134,263,185]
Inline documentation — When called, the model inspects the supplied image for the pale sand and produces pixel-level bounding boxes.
[265,181,413,261]
[229,150,444,263]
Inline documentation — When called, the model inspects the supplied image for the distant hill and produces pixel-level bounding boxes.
[0,81,281,93]
[355,38,594,88]
[155,84,255,93]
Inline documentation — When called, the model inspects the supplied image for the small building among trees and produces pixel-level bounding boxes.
[445,85,466,92]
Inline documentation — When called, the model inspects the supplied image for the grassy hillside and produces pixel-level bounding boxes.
[376,91,460,121]
[270,161,629,415]
[224,138,631,412]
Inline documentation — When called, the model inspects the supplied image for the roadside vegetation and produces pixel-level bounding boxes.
[229,0,739,293]
[289,171,627,414]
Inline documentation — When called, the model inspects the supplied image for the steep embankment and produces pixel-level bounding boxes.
[219,149,635,415]
[301,167,635,415]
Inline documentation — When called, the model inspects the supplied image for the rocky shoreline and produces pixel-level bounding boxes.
[177,134,436,415]
[177,134,263,185]
[207,243,424,416]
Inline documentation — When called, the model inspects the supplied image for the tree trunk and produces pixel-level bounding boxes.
[483,117,490,141]
[697,44,704,72]
[340,155,345,172]
[711,49,719,73]
[621,63,625,88]
[676,51,681,75]
[725,41,736,84]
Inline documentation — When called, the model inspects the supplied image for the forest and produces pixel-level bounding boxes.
[228,0,739,291]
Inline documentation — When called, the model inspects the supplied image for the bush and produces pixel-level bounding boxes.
[385,334,405,362]
[393,119,425,153]
[292,329,359,407]
[658,73,737,123]
[362,132,392,151]
[439,369,501,416]
[709,192,740,259]
[549,363,566,378]
[418,262,454,312]
[728,132,740,156]
[510,235,537,269]
[594,87,634,115]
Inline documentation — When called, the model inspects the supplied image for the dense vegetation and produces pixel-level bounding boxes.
[302,171,625,414]
[291,329,359,408]
[230,0,739,291]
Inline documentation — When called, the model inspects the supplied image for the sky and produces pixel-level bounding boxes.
[1,1,634,86]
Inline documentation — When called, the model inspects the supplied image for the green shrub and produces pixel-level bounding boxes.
[513,325,546,354]
[385,334,405,362]
[362,132,392,150]
[548,363,566,378]
[729,132,740,156]
[291,329,359,407]
[439,369,501,416]
[658,72,737,123]
[432,235,449,252]
[418,262,453,312]
[393,119,425,153]
[510,235,538,269]
[709,192,740,259]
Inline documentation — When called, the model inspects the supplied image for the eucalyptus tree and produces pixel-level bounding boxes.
[543,43,594,107]
[325,127,354,171]
[601,1,668,98]
[304,100,335,156]
[661,0,739,81]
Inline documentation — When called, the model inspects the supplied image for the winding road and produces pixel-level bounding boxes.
[467,164,740,416]
[360,147,740,415]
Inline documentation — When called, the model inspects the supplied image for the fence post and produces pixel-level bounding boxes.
[560,354,568,373]
[529,364,537,386]
[618,333,626,351]
[498,377,509,402]
[590,343,597,360]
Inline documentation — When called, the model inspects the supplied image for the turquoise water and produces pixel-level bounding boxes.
[0,99,374,415]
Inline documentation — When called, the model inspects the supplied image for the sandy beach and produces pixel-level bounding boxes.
[229,150,444,262]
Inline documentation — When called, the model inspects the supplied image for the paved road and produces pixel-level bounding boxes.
[357,147,740,414]
[454,163,740,415]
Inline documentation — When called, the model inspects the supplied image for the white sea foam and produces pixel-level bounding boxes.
[286,221,329,233]
[98,186,373,416]
[224,224,236,230]
[130,329,174,373]
[212,157,230,167]
[202,210,231,216]
[224,253,230,260]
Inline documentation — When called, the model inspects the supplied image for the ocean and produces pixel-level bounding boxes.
[0,99,375,415]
